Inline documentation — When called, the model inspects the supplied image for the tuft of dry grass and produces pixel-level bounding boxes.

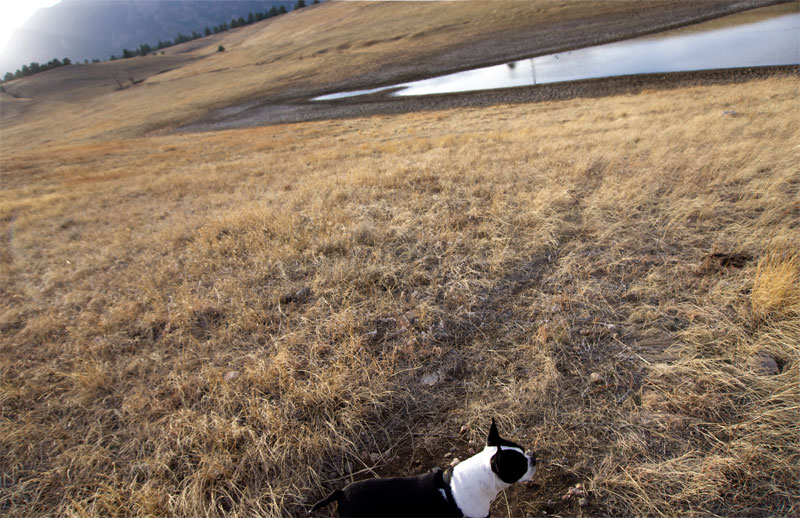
[752,248,800,321]
[1,64,798,518]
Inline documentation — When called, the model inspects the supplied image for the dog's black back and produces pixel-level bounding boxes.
[310,468,461,517]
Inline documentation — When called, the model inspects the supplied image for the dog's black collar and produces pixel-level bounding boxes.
[441,467,455,504]
[436,467,469,517]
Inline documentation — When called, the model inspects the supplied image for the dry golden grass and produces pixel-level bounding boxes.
[752,248,800,321]
[4,0,560,148]
[2,72,798,517]
[1,0,773,151]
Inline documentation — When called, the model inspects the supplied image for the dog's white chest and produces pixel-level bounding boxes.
[449,447,509,518]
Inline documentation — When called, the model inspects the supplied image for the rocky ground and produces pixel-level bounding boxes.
[179,66,798,132]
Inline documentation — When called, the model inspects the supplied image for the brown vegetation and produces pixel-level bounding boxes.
[0,0,783,149]
[2,74,798,516]
[1,1,798,517]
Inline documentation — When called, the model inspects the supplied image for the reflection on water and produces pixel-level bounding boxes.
[314,3,799,101]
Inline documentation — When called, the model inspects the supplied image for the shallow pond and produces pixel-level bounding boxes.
[314,3,799,100]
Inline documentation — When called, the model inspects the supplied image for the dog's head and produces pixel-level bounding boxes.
[486,418,537,484]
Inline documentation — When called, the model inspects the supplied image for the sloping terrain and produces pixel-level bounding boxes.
[1,1,295,72]
[1,2,798,518]
[0,0,784,151]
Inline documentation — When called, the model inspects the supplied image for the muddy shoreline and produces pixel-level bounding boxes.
[178,0,795,133]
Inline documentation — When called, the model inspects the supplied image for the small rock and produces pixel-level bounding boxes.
[588,372,605,385]
[421,371,441,386]
[578,496,589,507]
[722,109,738,117]
[468,447,476,455]
[563,483,588,501]
[449,457,460,467]
[444,452,452,458]
[459,425,468,435]
[280,286,312,304]
[223,370,241,382]
[569,484,587,497]
[749,352,779,375]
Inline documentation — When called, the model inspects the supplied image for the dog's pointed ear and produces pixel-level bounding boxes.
[487,418,501,446]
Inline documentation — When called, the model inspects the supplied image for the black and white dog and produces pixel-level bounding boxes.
[309,419,536,517]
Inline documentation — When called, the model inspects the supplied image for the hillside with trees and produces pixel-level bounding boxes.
[1,1,299,77]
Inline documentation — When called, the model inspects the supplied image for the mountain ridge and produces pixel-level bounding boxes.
[1,0,297,74]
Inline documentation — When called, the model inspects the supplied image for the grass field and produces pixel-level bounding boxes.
[1,1,799,517]
[2,74,798,517]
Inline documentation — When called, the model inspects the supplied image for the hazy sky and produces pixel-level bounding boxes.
[0,0,62,52]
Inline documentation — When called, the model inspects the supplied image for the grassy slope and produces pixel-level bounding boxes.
[0,0,782,150]
[1,2,799,518]
[2,76,798,517]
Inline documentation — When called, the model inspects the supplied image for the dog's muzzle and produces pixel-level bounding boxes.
[526,451,537,466]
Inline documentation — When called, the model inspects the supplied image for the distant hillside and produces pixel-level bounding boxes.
[1,0,297,74]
